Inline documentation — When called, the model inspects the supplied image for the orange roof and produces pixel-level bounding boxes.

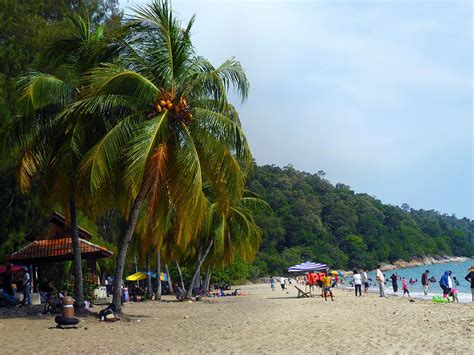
[5,237,113,263]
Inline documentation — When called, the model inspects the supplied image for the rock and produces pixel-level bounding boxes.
[184,315,190,319]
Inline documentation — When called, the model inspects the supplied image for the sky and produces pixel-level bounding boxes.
[126,0,473,219]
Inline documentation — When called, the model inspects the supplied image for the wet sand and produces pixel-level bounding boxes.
[0,283,472,354]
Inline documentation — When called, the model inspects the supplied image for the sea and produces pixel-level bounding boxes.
[362,259,473,303]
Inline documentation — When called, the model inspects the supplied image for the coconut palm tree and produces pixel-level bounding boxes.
[186,193,269,298]
[5,15,123,307]
[73,0,252,311]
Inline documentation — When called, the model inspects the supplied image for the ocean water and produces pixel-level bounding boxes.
[361,259,473,302]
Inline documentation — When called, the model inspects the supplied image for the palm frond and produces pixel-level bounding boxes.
[14,71,74,111]
[79,116,134,193]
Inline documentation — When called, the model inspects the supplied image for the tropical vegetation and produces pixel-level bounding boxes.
[0,0,472,307]
[248,165,474,275]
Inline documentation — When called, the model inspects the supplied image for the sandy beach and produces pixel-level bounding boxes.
[0,283,472,354]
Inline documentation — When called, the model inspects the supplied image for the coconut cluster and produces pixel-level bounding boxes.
[155,94,192,122]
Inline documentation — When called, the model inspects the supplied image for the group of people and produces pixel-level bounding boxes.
[371,265,474,302]
[0,264,32,307]
[268,276,293,291]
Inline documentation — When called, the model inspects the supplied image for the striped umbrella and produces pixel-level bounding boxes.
[288,261,328,273]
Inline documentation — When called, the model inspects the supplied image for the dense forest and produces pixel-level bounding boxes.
[248,164,474,275]
[0,1,472,286]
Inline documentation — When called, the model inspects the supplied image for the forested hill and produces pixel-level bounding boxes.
[247,164,474,275]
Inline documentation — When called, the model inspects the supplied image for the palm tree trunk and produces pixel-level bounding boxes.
[70,192,84,307]
[165,264,173,293]
[204,266,211,291]
[195,249,202,290]
[155,251,162,300]
[176,261,185,292]
[146,254,153,300]
[186,239,214,299]
[112,182,148,312]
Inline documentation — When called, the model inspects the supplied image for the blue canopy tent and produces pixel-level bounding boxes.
[288,261,328,273]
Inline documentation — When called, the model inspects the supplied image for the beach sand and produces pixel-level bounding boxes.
[0,284,472,354]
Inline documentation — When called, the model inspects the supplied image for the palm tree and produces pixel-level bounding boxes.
[186,194,269,298]
[6,15,122,307]
[74,0,252,311]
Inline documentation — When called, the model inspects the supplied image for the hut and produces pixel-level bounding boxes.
[5,212,113,293]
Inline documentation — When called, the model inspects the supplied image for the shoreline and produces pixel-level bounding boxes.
[379,255,470,271]
[340,285,472,304]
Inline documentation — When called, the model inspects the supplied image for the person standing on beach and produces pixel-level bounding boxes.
[402,277,410,297]
[280,276,286,291]
[322,271,334,301]
[22,266,32,307]
[464,266,473,302]
[353,270,362,297]
[439,271,451,299]
[269,276,276,291]
[390,273,398,293]
[362,270,369,293]
[421,270,430,296]
[376,265,386,297]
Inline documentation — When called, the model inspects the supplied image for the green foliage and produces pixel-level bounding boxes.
[248,165,474,275]
[211,256,250,284]
[62,272,99,301]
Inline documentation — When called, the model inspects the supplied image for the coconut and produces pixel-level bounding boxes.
[155,104,162,112]
[159,100,166,106]
[167,102,174,110]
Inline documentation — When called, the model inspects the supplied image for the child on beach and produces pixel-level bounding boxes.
[450,288,459,302]
[363,270,369,293]
[402,278,410,296]
[269,277,276,291]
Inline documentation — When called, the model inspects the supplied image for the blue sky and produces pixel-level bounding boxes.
[128,0,473,219]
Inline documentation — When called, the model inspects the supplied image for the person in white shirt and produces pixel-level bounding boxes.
[280,276,286,290]
[353,270,362,297]
[362,270,369,293]
[22,266,32,307]
[376,265,386,297]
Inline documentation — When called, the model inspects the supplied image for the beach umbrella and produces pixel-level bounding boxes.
[126,272,147,281]
[126,271,168,281]
[288,261,328,273]
[150,272,168,282]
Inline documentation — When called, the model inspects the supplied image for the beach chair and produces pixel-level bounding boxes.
[294,285,311,298]
[42,293,62,314]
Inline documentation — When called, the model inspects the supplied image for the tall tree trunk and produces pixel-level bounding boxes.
[165,264,173,293]
[186,239,214,299]
[155,251,162,300]
[176,261,185,292]
[70,192,84,307]
[146,254,153,300]
[204,266,211,291]
[112,183,148,312]
[194,249,202,290]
